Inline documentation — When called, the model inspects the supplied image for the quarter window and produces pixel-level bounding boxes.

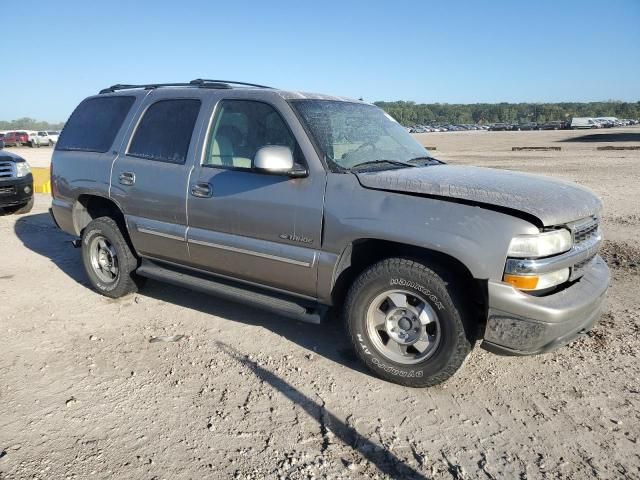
[204,100,301,169]
[56,96,135,153]
[128,99,201,164]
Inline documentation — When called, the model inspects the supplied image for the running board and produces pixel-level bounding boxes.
[136,259,327,324]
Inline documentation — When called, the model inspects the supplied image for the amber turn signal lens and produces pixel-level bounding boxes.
[503,274,539,290]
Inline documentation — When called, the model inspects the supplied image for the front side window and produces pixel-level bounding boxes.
[204,100,301,169]
[56,96,135,153]
[291,100,430,171]
[128,99,201,164]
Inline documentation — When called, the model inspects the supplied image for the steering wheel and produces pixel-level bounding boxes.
[351,140,376,154]
[342,140,376,161]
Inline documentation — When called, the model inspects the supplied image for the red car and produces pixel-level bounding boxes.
[3,131,29,147]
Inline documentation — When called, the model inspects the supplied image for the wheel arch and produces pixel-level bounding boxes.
[330,238,488,334]
[73,195,136,254]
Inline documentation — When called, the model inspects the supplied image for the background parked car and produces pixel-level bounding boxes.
[46,131,60,144]
[27,132,41,147]
[513,122,538,131]
[538,121,566,130]
[489,123,511,131]
[33,131,57,146]
[2,131,29,147]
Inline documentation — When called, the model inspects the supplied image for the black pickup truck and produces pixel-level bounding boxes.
[0,146,34,214]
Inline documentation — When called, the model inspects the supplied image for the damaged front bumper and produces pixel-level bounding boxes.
[482,255,609,355]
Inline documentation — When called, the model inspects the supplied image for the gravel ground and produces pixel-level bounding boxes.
[1,128,639,479]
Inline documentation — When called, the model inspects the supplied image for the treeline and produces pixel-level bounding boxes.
[373,101,640,126]
[0,117,65,131]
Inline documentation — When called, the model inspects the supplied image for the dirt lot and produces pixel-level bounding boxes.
[1,128,639,479]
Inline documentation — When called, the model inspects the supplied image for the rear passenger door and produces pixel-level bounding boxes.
[110,91,205,264]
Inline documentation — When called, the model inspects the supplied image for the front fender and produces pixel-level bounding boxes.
[323,174,538,281]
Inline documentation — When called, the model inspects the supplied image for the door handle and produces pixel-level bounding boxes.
[119,171,135,186]
[190,182,213,198]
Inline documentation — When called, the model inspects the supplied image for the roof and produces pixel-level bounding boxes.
[98,78,364,104]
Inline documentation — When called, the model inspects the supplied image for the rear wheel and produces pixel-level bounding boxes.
[81,217,143,298]
[345,258,473,387]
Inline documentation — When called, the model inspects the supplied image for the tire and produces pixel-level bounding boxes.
[81,217,143,298]
[49,140,54,147]
[345,258,473,387]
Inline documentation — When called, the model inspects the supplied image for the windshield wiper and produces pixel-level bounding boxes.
[350,159,415,171]
[407,156,443,165]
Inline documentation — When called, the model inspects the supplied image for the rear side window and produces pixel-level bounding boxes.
[128,99,201,164]
[56,96,135,153]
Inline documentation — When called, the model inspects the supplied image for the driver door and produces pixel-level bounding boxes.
[186,99,326,298]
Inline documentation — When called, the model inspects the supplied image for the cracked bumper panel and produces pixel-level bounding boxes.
[482,255,609,355]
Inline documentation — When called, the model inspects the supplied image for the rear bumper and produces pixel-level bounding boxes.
[0,174,33,207]
[482,255,609,355]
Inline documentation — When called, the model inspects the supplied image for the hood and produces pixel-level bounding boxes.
[0,150,26,163]
[356,165,602,226]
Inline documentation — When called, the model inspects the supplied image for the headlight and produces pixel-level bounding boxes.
[15,162,31,178]
[507,229,572,258]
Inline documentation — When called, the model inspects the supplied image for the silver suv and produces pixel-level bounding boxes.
[50,79,609,387]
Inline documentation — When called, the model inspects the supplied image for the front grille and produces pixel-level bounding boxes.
[573,217,599,246]
[0,185,16,195]
[0,161,15,179]
[568,217,600,281]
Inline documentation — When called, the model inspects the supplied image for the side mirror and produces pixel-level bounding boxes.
[253,145,307,178]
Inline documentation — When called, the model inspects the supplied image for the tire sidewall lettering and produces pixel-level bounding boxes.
[371,356,423,378]
[390,277,445,311]
[356,332,424,378]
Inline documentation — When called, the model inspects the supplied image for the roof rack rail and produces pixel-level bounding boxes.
[99,83,196,94]
[190,79,273,89]
[99,79,273,94]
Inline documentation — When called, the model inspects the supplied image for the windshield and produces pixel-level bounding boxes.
[291,100,432,171]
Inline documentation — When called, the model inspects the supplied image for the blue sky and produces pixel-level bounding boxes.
[2,0,639,121]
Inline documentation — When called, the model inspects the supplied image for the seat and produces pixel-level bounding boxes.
[209,134,235,167]
[208,129,252,169]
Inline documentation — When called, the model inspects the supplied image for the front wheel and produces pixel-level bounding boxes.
[345,258,473,387]
[81,217,143,298]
